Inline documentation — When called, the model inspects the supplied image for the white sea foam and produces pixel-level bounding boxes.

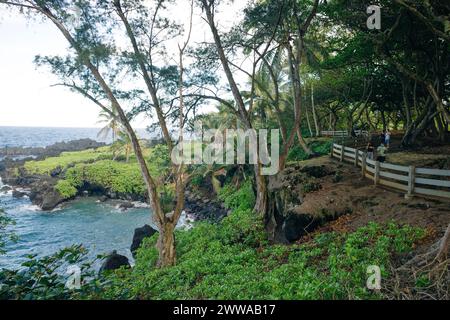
[17,203,41,212]
[131,201,150,208]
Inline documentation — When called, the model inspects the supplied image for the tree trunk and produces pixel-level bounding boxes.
[305,102,313,137]
[436,224,450,262]
[157,222,176,267]
[311,84,320,136]
[297,128,312,155]
[402,78,412,131]
[381,110,387,132]
[254,165,268,218]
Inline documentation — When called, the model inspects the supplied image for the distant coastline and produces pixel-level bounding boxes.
[0,126,152,148]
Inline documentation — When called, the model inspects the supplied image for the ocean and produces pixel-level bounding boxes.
[0,126,152,148]
[0,126,186,270]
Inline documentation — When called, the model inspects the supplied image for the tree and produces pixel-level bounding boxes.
[197,0,320,238]
[322,0,449,146]
[97,109,120,143]
[0,0,195,267]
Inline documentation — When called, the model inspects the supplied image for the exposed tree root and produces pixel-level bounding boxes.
[383,225,450,300]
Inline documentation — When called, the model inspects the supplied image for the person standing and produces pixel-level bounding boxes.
[376,143,387,162]
[379,131,385,145]
[366,142,374,160]
[385,130,391,148]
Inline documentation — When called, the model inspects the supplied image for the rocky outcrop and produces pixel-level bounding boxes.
[267,161,344,243]
[0,185,11,193]
[0,139,106,159]
[12,189,26,198]
[99,250,130,273]
[130,225,158,258]
[184,190,228,222]
[118,202,135,211]
[27,177,65,211]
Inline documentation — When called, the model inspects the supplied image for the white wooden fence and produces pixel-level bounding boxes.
[321,130,369,137]
[331,143,450,200]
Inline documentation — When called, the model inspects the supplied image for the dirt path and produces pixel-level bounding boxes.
[294,156,450,241]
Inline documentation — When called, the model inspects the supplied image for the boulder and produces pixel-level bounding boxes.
[99,250,130,273]
[99,196,108,202]
[41,190,64,211]
[119,201,134,210]
[50,166,63,177]
[0,185,12,193]
[130,224,158,257]
[12,189,26,198]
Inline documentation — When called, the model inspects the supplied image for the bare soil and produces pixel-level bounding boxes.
[293,156,450,241]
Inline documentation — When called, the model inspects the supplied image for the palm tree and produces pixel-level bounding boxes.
[111,130,134,163]
[96,108,121,144]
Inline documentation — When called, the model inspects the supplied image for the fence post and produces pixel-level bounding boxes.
[330,143,334,158]
[361,154,366,177]
[354,150,358,167]
[406,165,415,199]
[340,145,344,162]
[374,161,380,185]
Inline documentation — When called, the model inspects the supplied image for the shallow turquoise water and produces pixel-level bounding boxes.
[0,191,154,270]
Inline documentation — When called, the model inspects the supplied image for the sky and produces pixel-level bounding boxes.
[0,1,249,128]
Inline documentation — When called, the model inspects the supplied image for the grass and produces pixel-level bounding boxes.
[24,147,112,175]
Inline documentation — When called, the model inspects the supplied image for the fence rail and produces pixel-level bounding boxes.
[331,143,450,200]
[321,130,369,137]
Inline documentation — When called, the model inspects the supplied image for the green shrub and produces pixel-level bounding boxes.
[0,208,17,254]
[55,180,78,199]
[218,180,255,211]
[31,144,172,199]
[288,139,333,162]
[24,147,112,175]
[97,181,426,300]
[148,144,171,177]
[0,245,101,300]
[99,220,425,300]
[302,182,322,193]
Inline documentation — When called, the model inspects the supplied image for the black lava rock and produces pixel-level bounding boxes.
[99,250,130,273]
[130,224,158,257]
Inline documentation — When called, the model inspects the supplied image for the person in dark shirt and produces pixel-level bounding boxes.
[379,131,385,145]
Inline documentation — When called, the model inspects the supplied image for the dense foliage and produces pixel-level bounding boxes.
[0,245,101,300]
[288,139,333,162]
[0,179,428,300]
[0,208,17,255]
[97,185,425,300]
[24,148,112,175]
[22,145,170,199]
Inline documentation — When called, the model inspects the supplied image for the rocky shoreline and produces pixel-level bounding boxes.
[0,138,106,159]
[0,139,228,222]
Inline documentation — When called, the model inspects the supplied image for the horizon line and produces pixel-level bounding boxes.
[0,125,149,130]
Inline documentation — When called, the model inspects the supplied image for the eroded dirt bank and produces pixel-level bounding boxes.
[271,155,450,243]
